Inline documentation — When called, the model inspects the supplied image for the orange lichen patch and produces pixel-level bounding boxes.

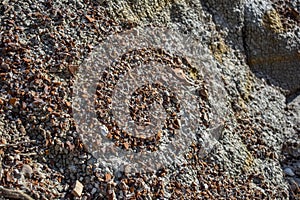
[112,0,172,24]
[262,9,284,33]
[242,149,255,172]
[189,67,199,80]
[209,38,229,63]
[241,73,254,103]
[271,0,300,30]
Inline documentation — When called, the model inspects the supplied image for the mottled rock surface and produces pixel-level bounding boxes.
[244,0,300,97]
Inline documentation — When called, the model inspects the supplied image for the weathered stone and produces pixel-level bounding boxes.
[244,0,300,96]
[72,180,84,197]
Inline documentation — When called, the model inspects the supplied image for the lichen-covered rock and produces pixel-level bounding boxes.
[244,0,300,96]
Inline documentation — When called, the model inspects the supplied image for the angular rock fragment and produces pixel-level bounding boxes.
[72,180,84,197]
[21,164,33,178]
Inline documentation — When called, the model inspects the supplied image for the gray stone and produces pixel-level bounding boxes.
[284,168,295,177]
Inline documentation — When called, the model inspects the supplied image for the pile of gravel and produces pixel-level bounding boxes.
[0,0,299,199]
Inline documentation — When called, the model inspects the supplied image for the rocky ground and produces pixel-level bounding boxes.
[0,0,299,199]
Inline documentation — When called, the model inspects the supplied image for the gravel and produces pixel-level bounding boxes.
[0,0,299,199]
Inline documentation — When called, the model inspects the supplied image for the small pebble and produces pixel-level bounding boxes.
[91,187,97,195]
[0,63,10,71]
[14,154,20,161]
[284,167,295,176]
[21,164,33,178]
[72,180,84,197]
[100,125,109,136]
